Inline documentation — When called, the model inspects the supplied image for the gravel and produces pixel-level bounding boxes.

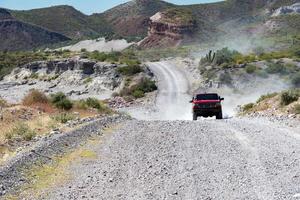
[0,114,129,196]
[43,118,300,200]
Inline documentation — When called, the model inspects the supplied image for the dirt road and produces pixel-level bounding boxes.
[13,61,300,200]
[123,61,192,120]
[44,119,300,200]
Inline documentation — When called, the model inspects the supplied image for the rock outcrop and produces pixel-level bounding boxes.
[138,10,197,49]
[1,58,123,103]
[272,3,300,16]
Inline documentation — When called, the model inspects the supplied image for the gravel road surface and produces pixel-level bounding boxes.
[43,118,300,200]
[9,61,300,200]
[123,61,192,120]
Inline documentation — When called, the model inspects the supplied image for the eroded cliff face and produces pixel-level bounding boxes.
[138,12,197,49]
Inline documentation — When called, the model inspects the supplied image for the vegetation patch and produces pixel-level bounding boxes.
[257,93,278,103]
[22,89,49,106]
[117,65,143,76]
[5,122,36,141]
[118,78,157,99]
[242,103,255,113]
[50,92,73,111]
[280,89,300,106]
[51,113,75,124]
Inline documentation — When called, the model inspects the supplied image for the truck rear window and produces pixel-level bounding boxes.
[196,94,219,100]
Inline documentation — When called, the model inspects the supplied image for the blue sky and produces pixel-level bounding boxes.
[0,0,223,14]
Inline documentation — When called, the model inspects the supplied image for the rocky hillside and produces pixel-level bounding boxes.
[0,9,70,51]
[10,6,112,40]
[1,0,299,50]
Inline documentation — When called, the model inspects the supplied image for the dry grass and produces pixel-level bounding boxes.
[22,89,49,106]
[5,148,97,199]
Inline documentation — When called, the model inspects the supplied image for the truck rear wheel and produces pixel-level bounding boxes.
[193,113,197,121]
[216,111,223,120]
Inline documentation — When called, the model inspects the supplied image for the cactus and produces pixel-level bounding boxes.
[200,50,216,65]
[205,50,216,64]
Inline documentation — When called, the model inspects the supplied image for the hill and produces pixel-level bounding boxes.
[10,5,100,39]
[0,20,70,51]
[1,0,299,50]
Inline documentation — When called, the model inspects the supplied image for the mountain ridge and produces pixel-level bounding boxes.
[0,0,299,50]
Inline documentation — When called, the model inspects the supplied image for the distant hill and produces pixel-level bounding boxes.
[0,8,13,20]
[0,20,70,51]
[0,9,70,51]
[10,6,100,39]
[0,0,299,50]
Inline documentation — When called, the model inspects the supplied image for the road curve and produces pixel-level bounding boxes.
[44,119,300,200]
[124,61,192,120]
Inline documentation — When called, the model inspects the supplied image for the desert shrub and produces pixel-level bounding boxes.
[50,92,73,111]
[291,72,300,87]
[242,103,255,112]
[245,64,257,74]
[119,78,157,99]
[5,123,36,141]
[280,90,299,106]
[266,62,286,74]
[74,100,89,110]
[257,93,278,103]
[86,98,102,110]
[22,89,49,106]
[81,48,87,52]
[294,104,300,114]
[234,54,256,64]
[52,113,75,124]
[135,78,157,93]
[132,90,145,98]
[215,47,241,65]
[117,65,143,76]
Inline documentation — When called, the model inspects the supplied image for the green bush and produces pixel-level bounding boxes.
[22,89,49,106]
[50,92,73,110]
[280,90,299,106]
[266,62,286,74]
[5,123,36,141]
[257,93,278,103]
[135,78,157,93]
[52,113,75,124]
[132,90,145,98]
[215,47,241,65]
[291,72,300,86]
[242,103,255,112]
[117,65,143,76]
[119,78,157,99]
[245,64,257,74]
[86,98,102,110]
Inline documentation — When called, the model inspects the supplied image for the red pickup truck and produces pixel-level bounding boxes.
[190,93,224,120]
